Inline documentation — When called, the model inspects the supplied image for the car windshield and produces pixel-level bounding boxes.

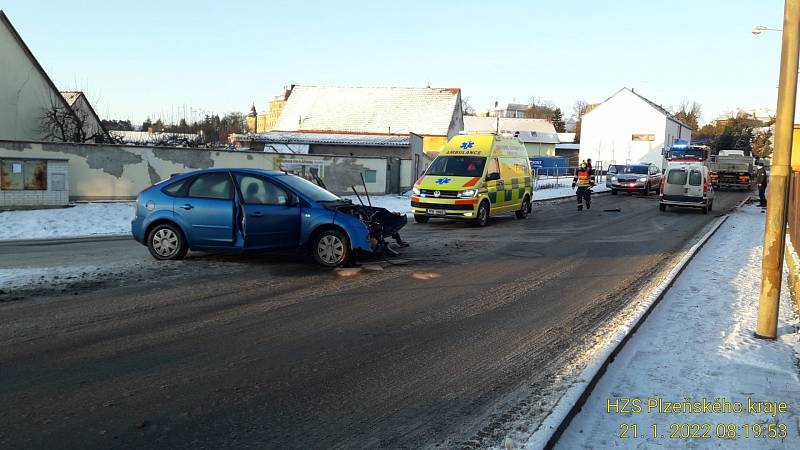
[278,174,341,202]
[622,165,648,174]
[426,156,487,177]
[608,165,620,173]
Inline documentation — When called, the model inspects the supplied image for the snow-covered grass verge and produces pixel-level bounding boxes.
[551,205,800,450]
[0,181,611,241]
[0,202,135,241]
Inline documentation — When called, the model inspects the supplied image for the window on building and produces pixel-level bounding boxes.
[0,160,47,191]
[364,169,377,183]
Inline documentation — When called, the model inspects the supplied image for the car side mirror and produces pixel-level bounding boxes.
[486,172,500,181]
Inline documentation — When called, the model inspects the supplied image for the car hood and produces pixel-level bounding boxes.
[417,175,482,190]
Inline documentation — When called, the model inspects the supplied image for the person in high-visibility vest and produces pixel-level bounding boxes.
[572,161,595,211]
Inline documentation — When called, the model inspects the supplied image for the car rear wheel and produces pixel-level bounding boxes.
[515,196,531,219]
[475,201,490,227]
[312,229,350,267]
[414,214,429,223]
[611,189,618,195]
[147,223,187,261]
[659,204,666,212]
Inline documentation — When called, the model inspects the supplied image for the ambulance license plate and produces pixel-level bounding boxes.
[426,208,445,216]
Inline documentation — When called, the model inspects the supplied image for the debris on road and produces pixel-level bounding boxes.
[411,272,441,280]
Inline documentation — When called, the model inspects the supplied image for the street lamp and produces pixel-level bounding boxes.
[752,25,783,35]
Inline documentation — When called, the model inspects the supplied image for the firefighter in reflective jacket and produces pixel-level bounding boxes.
[572,162,594,211]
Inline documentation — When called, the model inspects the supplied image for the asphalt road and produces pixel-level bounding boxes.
[0,191,749,449]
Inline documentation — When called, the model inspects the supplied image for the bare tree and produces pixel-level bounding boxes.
[752,127,774,160]
[39,93,107,143]
[461,97,477,116]
[526,97,557,119]
[572,100,589,121]
[674,99,702,130]
[572,100,590,143]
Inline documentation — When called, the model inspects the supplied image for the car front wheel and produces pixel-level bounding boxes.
[475,201,490,227]
[147,223,187,261]
[312,229,351,267]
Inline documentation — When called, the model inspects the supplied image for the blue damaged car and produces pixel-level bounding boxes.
[131,168,406,267]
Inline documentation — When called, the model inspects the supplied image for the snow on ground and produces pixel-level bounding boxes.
[0,180,597,241]
[0,202,135,241]
[341,195,412,214]
[552,205,800,450]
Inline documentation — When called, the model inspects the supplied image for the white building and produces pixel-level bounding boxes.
[580,88,692,169]
[0,11,108,143]
[463,116,560,156]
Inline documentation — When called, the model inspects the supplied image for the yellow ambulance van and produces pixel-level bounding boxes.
[411,133,533,226]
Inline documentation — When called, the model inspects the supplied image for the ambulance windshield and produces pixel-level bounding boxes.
[426,156,487,177]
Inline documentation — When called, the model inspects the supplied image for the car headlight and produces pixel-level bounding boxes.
[611,176,617,181]
[412,186,420,195]
[639,177,647,182]
[458,189,478,198]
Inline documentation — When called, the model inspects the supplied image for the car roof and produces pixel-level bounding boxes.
[171,168,286,179]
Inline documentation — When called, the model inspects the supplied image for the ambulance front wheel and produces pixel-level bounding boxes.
[414,214,429,223]
[475,201,490,227]
[515,196,531,219]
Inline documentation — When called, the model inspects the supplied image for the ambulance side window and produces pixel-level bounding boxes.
[487,158,500,178]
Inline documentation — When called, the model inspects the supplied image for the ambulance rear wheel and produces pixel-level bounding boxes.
[414,215,429,224]
[475,201,490,227]
[515,196,531,219]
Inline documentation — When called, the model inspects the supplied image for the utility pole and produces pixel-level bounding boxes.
[755,0,799,339]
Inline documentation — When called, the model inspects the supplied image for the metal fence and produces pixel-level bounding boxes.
[534,167,608,189]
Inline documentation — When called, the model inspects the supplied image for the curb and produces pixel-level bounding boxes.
[0,234,132,246]
[525,208,736,450]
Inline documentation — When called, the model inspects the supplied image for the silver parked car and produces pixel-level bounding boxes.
[605,164,624,189]
[609,163,662,196]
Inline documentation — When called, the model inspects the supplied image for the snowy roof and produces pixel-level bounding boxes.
[557,132,575,143]
[498,103,529,112]
[60,91,82,107]
[234,131,409,147]
[273,85,461,136]
[111,131,200,144]
[516,131,561,144]
[464,116,557,134]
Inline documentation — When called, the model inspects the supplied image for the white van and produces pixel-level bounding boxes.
[659,162,715,214]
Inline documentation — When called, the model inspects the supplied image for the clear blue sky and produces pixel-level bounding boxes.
[2,0,788,126]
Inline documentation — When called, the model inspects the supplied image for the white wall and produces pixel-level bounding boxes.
[580,89,672,169]
[0,141,397,198]
[0,16,58,141]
